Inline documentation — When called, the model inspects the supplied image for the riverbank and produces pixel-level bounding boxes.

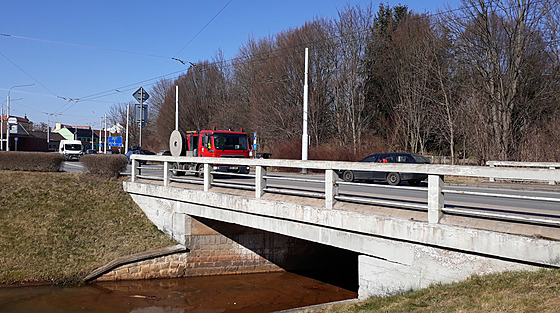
[0,170,176,285]
[286,269,560,313]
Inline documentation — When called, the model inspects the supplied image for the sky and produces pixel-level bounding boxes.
[0,0,461,129]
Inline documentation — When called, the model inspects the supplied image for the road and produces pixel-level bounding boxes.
[66,162,560,220]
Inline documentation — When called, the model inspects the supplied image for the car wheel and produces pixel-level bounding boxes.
[386,172,401,186]
[408,179,421,186]
[342,170,354,182]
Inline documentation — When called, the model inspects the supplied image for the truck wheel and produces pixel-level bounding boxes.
[196,164,204,178]
[172,163,184,176]
[342,170,354,182]
[386,172,401,186]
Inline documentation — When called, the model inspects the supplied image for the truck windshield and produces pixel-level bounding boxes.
[65,144,82,151]
[213,133,248,151]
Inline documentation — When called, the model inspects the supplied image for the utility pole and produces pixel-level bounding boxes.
[125,102,130,154]
[104,114,108,154]
[99,117,102,152]
[301,48,309,174]
[6,83,34,151]
[175,86,179,131]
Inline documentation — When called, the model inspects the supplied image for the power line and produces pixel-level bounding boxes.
[174,0,234,57]
[0,33,187,65]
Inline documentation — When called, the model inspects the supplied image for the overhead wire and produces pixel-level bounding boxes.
[4,0,555,121]
[174,0,234,57]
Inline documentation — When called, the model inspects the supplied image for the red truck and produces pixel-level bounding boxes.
[169,128,250,177]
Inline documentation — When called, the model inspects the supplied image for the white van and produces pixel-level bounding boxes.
[59,139,83,160]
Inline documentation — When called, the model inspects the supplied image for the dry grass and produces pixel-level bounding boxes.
[305,270,560,313]
[0,170,176,285]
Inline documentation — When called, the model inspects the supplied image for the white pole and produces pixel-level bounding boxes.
[175,85,179,131]
[1,104,3,151]
[6,94,10,151]
[104,113,107,154]
[301,48,309,173]
[125,102,129,154]
[90,125,93,151]
[99,118,102,152]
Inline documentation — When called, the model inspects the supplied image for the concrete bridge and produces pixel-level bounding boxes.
[125,156,560,299]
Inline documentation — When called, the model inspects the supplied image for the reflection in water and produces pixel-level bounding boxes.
[0,272,357,313]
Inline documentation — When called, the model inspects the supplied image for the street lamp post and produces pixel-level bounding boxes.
[6,84,34,151]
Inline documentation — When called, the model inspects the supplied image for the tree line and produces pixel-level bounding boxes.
[113,0,560,163]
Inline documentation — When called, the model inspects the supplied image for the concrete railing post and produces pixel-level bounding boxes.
[255,165,267,199]
[549,166,556,185]
[204,163,213,191]
[489,163,495,182]
[131,159,139,182]
[428,174,444,223]
[163,161,169,187]
[325,169,338,209]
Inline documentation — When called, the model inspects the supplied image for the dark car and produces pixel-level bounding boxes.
[157,150,171,156]
[84,149,97,155]
[338,152,430,186]
[125,149,154,164]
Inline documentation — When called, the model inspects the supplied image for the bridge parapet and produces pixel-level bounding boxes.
[130,155,560,227]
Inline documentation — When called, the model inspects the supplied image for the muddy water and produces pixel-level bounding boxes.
[0,272,357,313]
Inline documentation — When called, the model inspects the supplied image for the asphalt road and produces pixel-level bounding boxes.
[69,162,560,220]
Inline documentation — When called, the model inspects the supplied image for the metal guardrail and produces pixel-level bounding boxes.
[487,161,560,185]
[130,155,560,227]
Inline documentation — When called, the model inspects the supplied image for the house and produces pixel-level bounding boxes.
[52,123,100,151]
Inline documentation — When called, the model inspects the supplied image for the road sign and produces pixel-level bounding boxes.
[108,136,123,147]
[135,104,148,125]
[7,117,17,124]
[132,87,150,103]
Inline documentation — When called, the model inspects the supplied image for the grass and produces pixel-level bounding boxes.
[304,270,560,313]
[0,170,176,285]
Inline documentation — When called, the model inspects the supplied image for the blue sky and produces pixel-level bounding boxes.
[0,0,460,128]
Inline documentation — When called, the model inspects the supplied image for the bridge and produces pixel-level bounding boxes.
[125,155,560,299]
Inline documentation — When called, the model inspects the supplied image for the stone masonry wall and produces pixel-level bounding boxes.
[96,216,353,282]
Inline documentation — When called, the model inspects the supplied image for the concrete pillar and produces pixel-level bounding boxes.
[163,161,169,187]
[131,159,139,182]
[255,165,267,199]
[204,163,213,191]
[428,174,444,224]
[325,169,338,209]
[549,166,556,185]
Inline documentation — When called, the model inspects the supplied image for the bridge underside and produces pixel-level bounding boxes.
[125,180,560,299]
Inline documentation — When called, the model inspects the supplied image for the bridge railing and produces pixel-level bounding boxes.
[130,155,560,226]
[486,161,560,185]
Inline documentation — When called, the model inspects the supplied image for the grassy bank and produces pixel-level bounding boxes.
[302,270,560,313]
[0,170,176,285]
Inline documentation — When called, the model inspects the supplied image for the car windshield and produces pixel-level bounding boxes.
[213,133,248,150]
[65,144,82,151]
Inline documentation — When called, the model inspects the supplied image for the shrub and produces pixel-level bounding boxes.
[80,154,128,177]
[0,152,64,172]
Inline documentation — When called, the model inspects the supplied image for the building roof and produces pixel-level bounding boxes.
[28,131,65,141]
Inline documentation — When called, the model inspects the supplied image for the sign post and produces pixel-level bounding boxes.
[132,87,149,148]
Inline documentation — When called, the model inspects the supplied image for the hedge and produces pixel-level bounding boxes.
[80,154,128,178]
[0,152,64,172]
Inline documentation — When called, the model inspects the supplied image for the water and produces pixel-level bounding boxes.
[0,272,357,313]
